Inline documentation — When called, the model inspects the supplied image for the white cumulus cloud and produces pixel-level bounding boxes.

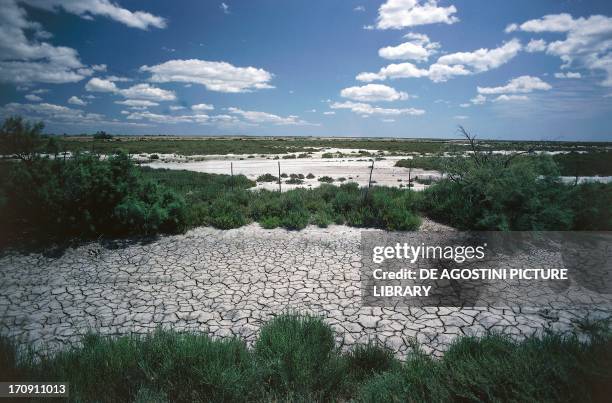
[554,71,582,79]
[192,103,214,111]
[85,78,176,101]
[25,94,42,102]
[506,13,612,86]
[435,39,522,75]
[68,95,87,106]
[115,99,159,108]
[20,0,166,30]
[375,0,458,30]
[85,77,117,93]
[227,107,315,125]
[330,101,424,116]
[0,1,92,84]
[357,40,522,83]
[477,75,551,95]
[378,32,440,62]
[140,59,274,93]
[525,39,547,53]
[493,94,529,102]
[340,84,409,102]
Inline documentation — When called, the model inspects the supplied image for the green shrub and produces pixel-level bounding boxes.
[569,182,612,230]
[0,152,186,246]
[421,155,574,230]
[256,173,278,182]
[306,173,315,179]
[254,314,346,399]
[281,209,309,230]
[208,198,248,229]
[285,177,304,184]
[313,209,332,228]
[318,176,334,183]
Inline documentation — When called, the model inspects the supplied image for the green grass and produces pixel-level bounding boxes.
[2,314,611,402]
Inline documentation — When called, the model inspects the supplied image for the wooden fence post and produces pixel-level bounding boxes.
[278,161,282,192]
[364,159,374,201]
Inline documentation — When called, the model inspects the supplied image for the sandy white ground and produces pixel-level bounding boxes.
[143,148,441,191]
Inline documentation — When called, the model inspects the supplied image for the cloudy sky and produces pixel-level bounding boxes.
[1,0,611,140]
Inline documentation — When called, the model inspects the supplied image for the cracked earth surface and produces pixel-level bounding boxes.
[1,220,611,358]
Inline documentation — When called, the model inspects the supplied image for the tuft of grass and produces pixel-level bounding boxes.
[345,342,400,381]
[254,314,346,399]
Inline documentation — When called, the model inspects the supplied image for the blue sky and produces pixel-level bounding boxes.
[1,0,612,140]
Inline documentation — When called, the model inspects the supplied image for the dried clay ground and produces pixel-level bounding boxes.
[1,219,610,358]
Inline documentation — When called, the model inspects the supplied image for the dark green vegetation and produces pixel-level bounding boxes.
[0,117,188,248]
[394,128,612,231]
[55,136,454,156]
[396,151,612,177]
[0,155,186,248]
[395,155,443,171]
[256,173,278,182]
[553,151,612,176]
[1,314,611,402]
[419,154,612,231]
[144,167,421,232]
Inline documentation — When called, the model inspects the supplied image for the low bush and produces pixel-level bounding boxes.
[419,155,611,231]
[0,153,186,247]
[285,177,304,184]
[306,173,315,179]
[395,156,444,170]
[313,209,332,228]
[256,173,278,182]
[254,314,345,399]
[318,176,334,183]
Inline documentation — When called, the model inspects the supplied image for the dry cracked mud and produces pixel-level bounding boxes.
[1,220,611,358]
